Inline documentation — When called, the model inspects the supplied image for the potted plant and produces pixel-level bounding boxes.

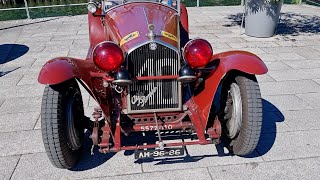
[244,0,283,37]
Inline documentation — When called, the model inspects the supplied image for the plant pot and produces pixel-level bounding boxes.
[245,0,283,37]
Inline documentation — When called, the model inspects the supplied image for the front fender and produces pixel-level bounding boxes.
[38,57,112,120]
[38,58,98,85]
[192,50,268,126]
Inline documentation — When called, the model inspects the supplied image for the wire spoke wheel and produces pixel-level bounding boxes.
[224,83,242,139]
[221,74,262,156]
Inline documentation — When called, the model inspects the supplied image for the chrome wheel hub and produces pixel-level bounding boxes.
[224,83,242,139]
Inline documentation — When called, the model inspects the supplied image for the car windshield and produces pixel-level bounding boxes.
[104,0,180,11]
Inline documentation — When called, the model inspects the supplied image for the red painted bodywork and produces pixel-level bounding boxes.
[193,51,268,126]
[38,2,268,152]
[105,2,178,51]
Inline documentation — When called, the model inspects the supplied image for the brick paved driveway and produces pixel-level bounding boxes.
[0,4,320,180]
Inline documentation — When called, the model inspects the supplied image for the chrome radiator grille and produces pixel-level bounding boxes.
[127,43,181,113]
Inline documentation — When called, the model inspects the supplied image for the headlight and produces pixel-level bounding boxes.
[93,42,124,72]
[87,2,98,14]
[183,39,213,68]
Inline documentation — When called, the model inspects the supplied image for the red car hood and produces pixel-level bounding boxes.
[105,2,179,52]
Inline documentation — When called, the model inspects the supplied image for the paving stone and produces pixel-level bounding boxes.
[297,50,320,60]
[283,59,320,69]
[1,58,36,69]
[208,157,320,179]
[51,34,89,41]
[264,61,293,71]
[31,31,76,37]
[0,156,20,180]
[314,79,320,85]
[77,29,89,35]
[215,33,248,38]
[33,115,41,130]
[68,49,89,59]
[23,40,74,46]
[234,47,266,55]
[262,95,313,111]
[261,46,317,54]
[26,46,45,53]
[243,36,278,42]
[311,45,320,52]
[0,84,44,99]
[142,144,263,173]
[275,40,308,47]
[0,130,44,156]
[258,52,306,62]
[227,42,279,48]
[259,80,320,95]
[0,112,39,133]
[0,65,43,76]
[11,152,142,180]
[0,75,23,87]
[256,74,275,82]
[207,37,247,43]
[191,29,232,35]
[297,93,320,109]
[261,99,289,133]
[24,50,70,60]
[282,109,320,131]
[16,36,52,43]
[0,97,42,114]
[0,99,5,107]
[90,168,212,180]
[268,68,320,81]
[257,130,320,161]
[17,74,38,85]
[73,39,91,45]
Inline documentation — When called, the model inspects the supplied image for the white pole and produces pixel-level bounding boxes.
[197,0,199,7]
[23,0,30,19]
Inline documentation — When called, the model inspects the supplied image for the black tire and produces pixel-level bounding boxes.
[41,80,84,169]
[221,74,262,156]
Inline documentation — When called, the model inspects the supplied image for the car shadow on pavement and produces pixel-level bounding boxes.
[72,99,284,169]
[254,99,285,156]
[0,44,29,76]
[223,12,320,36]
[71,131,116,171]
[136,98,284,165]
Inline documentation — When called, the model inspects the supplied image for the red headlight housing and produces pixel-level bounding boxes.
[183,39,213,68]
[93,42,124,72]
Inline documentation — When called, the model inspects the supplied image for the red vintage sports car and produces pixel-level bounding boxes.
[38,0,268,169]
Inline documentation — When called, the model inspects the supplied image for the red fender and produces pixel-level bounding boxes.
[38,58,112,116]
[38,58,97,85]
[192,50,268,126]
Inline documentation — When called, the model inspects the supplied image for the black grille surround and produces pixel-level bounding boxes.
[127,42,181,113]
